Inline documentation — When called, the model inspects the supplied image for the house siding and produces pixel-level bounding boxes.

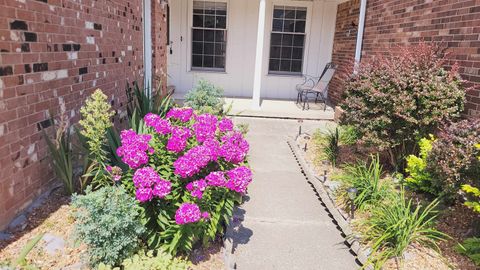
[330,0,480,116]
[0,0,167,230]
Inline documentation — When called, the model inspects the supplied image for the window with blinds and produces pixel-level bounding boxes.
[192,1,227,71]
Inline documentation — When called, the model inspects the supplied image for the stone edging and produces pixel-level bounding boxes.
[223,221,236,270]
[287,137,371,269]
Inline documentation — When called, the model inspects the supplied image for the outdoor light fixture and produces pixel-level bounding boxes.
[346,187,358,219]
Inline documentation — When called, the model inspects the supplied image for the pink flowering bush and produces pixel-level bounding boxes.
[115,107,251,255]
[341,43,465,170]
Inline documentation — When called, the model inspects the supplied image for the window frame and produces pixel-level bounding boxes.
[187,0,229,73]
[267,2,312,76]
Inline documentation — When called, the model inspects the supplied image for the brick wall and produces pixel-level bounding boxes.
[0,0,168,230]
[329,0,480,116]
[329,0,360,104]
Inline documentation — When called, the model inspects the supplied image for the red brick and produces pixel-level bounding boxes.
[0,0,167,229]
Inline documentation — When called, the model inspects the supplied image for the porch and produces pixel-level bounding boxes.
[167,0,351,110]
[173,94,335,120]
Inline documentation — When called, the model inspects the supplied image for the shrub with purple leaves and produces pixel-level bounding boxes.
[114,107,251,255]
[427,118,480,199]
[341,43,465,169]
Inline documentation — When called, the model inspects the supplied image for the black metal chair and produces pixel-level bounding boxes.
[296,62,336,111]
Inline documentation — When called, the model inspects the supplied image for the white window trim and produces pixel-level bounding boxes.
[265,0,313,76]
[186,0,230,73]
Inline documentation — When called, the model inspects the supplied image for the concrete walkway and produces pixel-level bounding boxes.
[227,117,359,270]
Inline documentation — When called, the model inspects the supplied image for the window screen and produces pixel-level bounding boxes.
[268,6,307,74]
[192,1,227,70]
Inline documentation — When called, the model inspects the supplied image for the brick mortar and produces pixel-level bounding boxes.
[0,0,167,229]
[329,0,480,116]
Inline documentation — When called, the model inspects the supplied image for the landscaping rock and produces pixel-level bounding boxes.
[8,214,27,231]
[0,232,13,241]
[324,180,341,192]
[42,233,66,255]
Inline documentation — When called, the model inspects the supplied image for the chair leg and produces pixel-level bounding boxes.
[315,92,319,104]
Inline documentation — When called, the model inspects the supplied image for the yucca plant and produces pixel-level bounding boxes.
[360,189,448,269]
[335,155,391,210]
[43,117,74,195]
[314,127,340,167]
[126,81,173,131]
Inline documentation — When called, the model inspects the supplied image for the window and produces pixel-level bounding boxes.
[192,1,227,71]
[268,6,307,75]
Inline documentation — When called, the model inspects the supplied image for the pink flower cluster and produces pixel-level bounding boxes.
[166,126,192,153]
[225,166,253,194]
[218,118,234,132]
[186,179,207,199]
[173,141,218,178]
[219,131,249,164]
[133,167,172,202]
[166,108,194,123]
[175,203,209,225]
[144,113,171,135]
[193,114,217,143]
[117,129,154,169]
[205,171,227,187]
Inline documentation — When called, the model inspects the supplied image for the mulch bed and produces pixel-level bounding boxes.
[299,133,479,270]
[0,187,226,270]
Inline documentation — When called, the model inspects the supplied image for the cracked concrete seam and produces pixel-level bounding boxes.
[286,137,372,269]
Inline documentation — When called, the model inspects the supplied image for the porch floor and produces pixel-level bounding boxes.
[173,94,334,120]
[224,97,334,120]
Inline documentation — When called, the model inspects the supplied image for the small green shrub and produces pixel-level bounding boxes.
[184,79,225,114]
[334,155,391,210]
[360,190,448,269]
[72,186,144,267]
[428,118,480,200]
[341,43,465,170]
[404,135,435,195]
[456,237,480,266]
[98,250,190,270]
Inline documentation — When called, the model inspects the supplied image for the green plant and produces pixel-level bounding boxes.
[72,186,145,267]
[126,81,173,132]
[428,118,480,200]
[184,79,225,115]
[462,185,480,213]
[456,237,480,266]
[339,125,359,146]
[334,155,391,210]
[360,190,448,269]
[341,43,465,170]
[0,234,44,270]
[315,127,340,167]
[98,249,190,270]
[42,116,74,194]
[404,135,435,195]
[79,89,115,189]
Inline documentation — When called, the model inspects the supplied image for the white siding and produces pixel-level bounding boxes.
[167,0,338,100]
